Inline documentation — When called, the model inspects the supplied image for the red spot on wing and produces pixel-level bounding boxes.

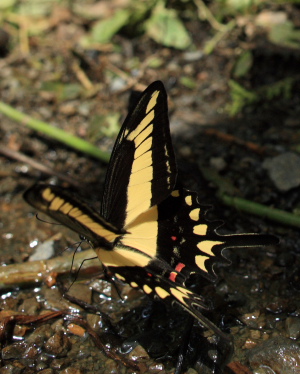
[171,236,177,241]
[169,263,186,283]
[169,272,177,282]
[175,263,185,272]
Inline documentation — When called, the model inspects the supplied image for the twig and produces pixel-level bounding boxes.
[194,0,226,31]
[203,20,236,54]
[0,249,100,290]
[65,315,141,371]
[220,193,300,229]
[72,61,94,91]
[0,145,81,188]
[203,128,272,155]
[200,166,300,229]
[0,102,111,163]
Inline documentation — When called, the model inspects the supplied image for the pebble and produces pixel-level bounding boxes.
[26,324,54,345]
[28,240,55,261]
[17,297,40,314]
[67,323,86,337]
[247,336,300,373]
[285,316,300,339]
[2,342,39,360]
[59,368,82,374]
[128,345,149,361]
[66,283,92,305]
[0,364,23,374]
[240,311,260,328]
[45,331,71,357]
[263,152,300,191]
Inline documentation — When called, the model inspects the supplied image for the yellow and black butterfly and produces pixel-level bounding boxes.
[24,81,276,341]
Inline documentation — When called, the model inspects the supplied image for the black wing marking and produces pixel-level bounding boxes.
[109,265,231,342]
[156,189,278,282]
[95,187,277,336]
[23,183,122,249]
[100,81,177,230]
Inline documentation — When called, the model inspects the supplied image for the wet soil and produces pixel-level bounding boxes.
[0,3,300,374]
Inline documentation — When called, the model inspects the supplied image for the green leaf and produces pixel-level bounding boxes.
[145,1,192,49]
[91,9,131,44]
[269,21,300,49]
[179,76,197,89]
[41,82,83,101]
[88,113,120,141]
[227,80,258,116]
[233,50,253,78]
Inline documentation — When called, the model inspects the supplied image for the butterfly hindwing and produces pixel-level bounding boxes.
[155,189,278,282]
[110,264,232,342]
[100,81,177,230]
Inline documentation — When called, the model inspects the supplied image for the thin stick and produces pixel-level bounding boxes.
[200,166,300,229]
[0,145,81,188]
[0,249,100,290]
[0,102,111,163]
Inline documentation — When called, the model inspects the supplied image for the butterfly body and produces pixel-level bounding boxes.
[24,81,277,340]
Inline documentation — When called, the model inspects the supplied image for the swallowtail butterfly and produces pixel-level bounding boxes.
[24,81,276,341]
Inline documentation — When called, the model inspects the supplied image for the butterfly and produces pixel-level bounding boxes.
[24,81,277,342]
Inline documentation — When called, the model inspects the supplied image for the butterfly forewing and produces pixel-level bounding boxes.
[23,184,122,248]
[100,81,177,229]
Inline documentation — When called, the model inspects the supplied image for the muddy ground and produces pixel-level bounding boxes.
[0,2,300,373]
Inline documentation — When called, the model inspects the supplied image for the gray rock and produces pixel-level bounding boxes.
[263,152,300,192]
[247,336,300,374]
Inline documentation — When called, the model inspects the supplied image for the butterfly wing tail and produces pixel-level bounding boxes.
[167,283,232,343]
[216,232,278,249]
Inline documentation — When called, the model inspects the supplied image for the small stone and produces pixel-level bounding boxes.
[38,370,54,374]
[263,152,300,192]
[243,339,258,349]
[240,311,260,328]
[285,317,300,340]
[67,323,86,337]
[43,288,81,312]
[26,324,54,345]
[29,240,55,261]
[86,314,102,332]
[0,364,22,374]
[66,283,92,305]
[45,331,71,357]
[58,102,77,116]
[128,345,149,361]
[17,297,40,314]
[2,342,38,360]
[250,330,261,340]
[59,368,82,374]
[210,157,227,171]
[183,50,204,61]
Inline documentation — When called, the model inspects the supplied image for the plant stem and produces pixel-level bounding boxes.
[0,101,111,163]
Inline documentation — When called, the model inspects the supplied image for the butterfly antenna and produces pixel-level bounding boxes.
[36,213,62,225]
